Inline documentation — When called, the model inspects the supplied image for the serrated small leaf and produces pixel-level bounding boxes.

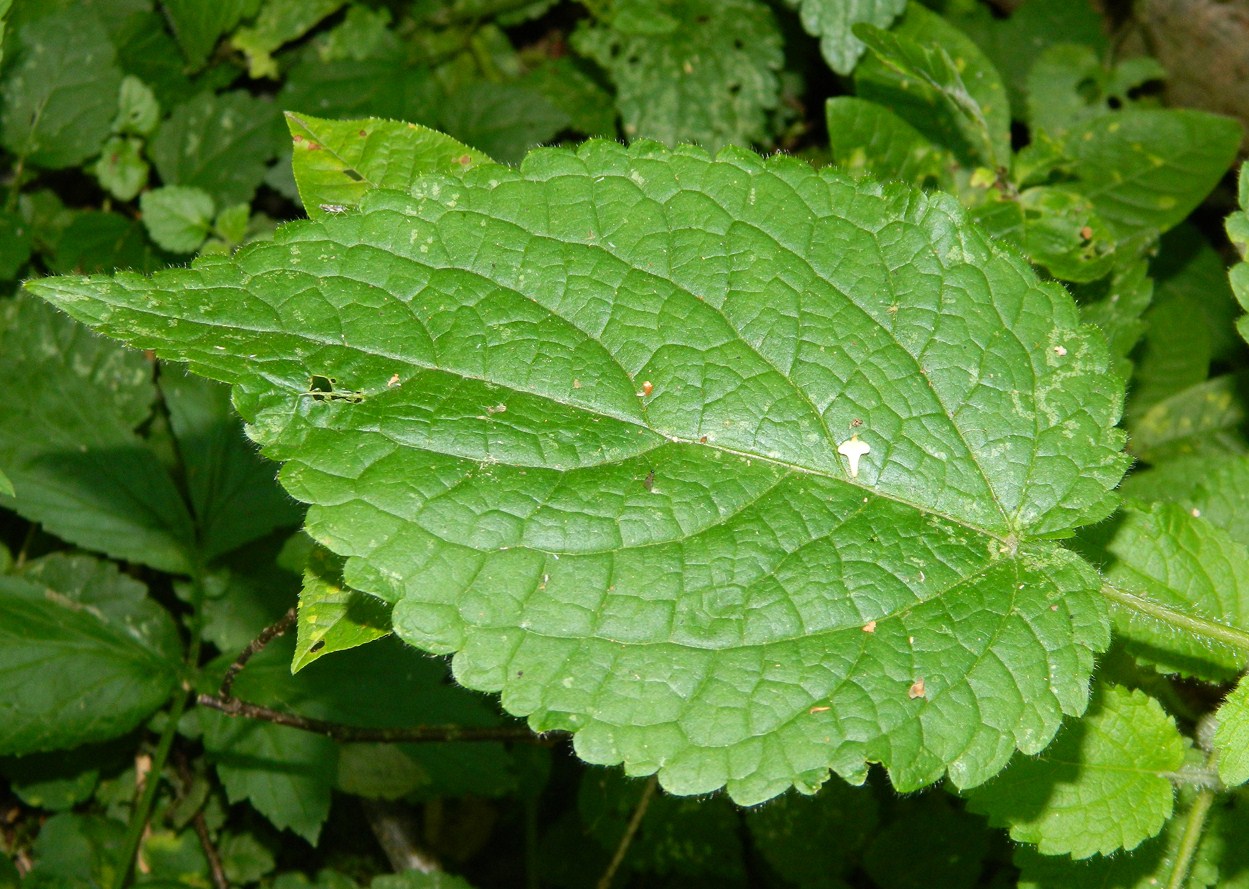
[25,813,127,887]
[231,0,346,79]
[26,138,1129,802]
[520,58,618,139]
[150,91,286,207]
[286,112,493,219]
[854,4,1010,169]
[93,136,149,202]
[825,96,954,190]
[1058,109,1241,240]
[967,684,1184,858]
[781,0,905,75]
[112,75,159,137]
[161,0,257,70]
[0,9,123,168]
[293,545,391,672]
[572,0,783,149]
[0,296,195,573]
[1104,502,1249,682]
[1215,676,1249,787]
[140,186,214,254]
[0,554,181,755]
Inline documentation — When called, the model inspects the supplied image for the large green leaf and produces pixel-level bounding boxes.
[27,139,1128,803]
[572,0,782,149]
[0,555,181,755]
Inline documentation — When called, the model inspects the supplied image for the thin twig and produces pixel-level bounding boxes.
[173,751,226,889]
[597,775,658,889]
[219,607,297,698]
[196,692,557,744]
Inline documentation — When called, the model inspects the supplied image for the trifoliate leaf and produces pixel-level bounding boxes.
[781,0,905,75]
[0,296,195,573]
[0,8,123,168]
[140,186,214,254]
[27,139,1128,803]
[824,96,954,190]
[1058,109,1241,240]
[966,684,1185,858]
[1103,502,1249,682]
[286,112,493,219]
[572,0,783,149]
[1215,676,1249,787]
[854,4,1010,169]
[0,554,181,755]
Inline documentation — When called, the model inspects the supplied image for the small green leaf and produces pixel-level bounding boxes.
[0,554,181,755]
[231,0,347,79]
[286,111,493,219]
[1215,676,1249,787]
[1026,43,1165,138]
[219,832,276,886]
[966,684,1185,858]
[140,186,215,254]
[1058,109,1241,240]
[0,9,123,168]
[92,136,149,202]
[24,813,126,887]
[0,296,195,572]
[27,139,1129,802]
[1104,502,1249,682]
[781,0,905,75]
[572,0,783,149]
[293,545,391,672]
[161,0,258,70]
[824,96,954,190]
[213,202,251,245]
[1228,161,1249,344]
[45,210,164,275]
[520,58,618,139]
[371,873,479,889]
[855,4,1010,169]
[149,90,286,207]
[111,75,159,137]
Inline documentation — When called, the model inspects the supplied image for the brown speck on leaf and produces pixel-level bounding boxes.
[358,129,367,137]
[643,470,655,492]
[851,418,863,427]
[698,435,708,444]
[387,374,400,386]
[862,620,877,633]
[572,378,582,389]
[809,705,831,714]
[640,381,654,396]
[457,154,472,166]
[307,141,322,151]
[1050,604,1059,611]
[909,678,926,699]
[143,349,157,362]
[1080,225,1094,240]
[292,134,303,143]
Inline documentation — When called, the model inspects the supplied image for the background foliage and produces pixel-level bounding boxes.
[2,0,1249,887]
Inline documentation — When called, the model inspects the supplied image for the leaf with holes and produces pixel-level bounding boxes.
[27,138,1128,803]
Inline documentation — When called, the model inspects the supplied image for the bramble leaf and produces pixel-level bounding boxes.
[781,0,905,75]
[965,684,1185,858]
[572,0,782,149]
[0,554,181,755]
[27,139,1128,803]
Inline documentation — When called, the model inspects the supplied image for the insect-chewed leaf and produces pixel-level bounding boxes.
[27,138,1128,803]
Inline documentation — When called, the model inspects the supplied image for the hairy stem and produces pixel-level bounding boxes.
[1166,785,1215,889]
[1100,582,1249,659]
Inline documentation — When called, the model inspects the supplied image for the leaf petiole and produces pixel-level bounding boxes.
[1100,582,1249,661]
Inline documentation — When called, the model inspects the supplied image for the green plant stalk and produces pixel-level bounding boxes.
[112,557,206,889]
[1166,781,1215,889]
[1101,582,1249,660]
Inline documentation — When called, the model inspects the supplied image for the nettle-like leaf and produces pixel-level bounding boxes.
[1215,675,1249,788]
[965,683,1186,858]
[572,0,783,149]
[27,139,1129,803]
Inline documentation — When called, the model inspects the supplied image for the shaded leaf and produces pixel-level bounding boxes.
[140,185,214,254]
[232,0,347,79]
[572,0,783,149]
[1121,454,1249,548]
[1229,161,1249,344]
[161,0,257,70]
[286,112,493,220]
[1215,676,1249,787]
[1026,43,1165,138]
[437,80,569,165]
[863,792,988,889]
[293,544,391,672]
[27,139,1128,802]
[966,684,1184,858]
[1129,373,1249,465]
[0,296,195,573]
[745,781,878,888]
[0,554,181,755]
[824,96,954,190]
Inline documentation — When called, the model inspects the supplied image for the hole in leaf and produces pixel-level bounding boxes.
[310,640,325,653]
[343,168,364,181]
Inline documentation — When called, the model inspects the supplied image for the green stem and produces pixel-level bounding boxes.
[1100,583,1249,659]
[112,557,206,889]
[1166,786,1215,889]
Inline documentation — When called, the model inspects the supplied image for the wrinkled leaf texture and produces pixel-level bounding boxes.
[27,139,1128,803]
